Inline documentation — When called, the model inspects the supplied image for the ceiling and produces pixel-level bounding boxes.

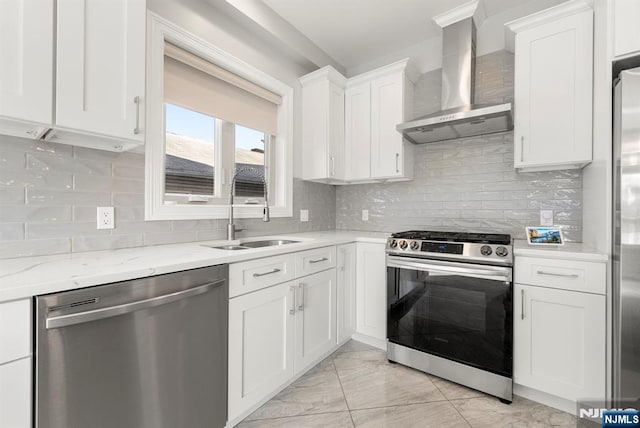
[256,0,566,74]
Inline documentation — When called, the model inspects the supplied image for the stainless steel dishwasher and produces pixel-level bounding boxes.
[35,265,228,428]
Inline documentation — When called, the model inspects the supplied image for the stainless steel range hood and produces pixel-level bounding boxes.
[397,17,512,144]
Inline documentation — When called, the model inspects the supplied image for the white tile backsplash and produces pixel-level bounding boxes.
[336,51,583,241]
[0,135,336,258]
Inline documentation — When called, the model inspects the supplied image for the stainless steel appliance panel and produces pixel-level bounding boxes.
[36,265,228,428]
[613,66,640,404]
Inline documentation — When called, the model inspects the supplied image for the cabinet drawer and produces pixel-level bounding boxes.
[0,299,31,364]
[296,246,337,277]
[0,357,32,428]
[515,257,606,294]
[230,254,296,298]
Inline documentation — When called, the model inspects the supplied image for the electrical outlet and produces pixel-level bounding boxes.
[540,210,553,226]
[300,209,309,222]
[97,207,115,230]
[362,209,369,221]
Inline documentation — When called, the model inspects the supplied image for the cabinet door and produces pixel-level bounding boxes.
[228,281,296,420]
[514,284,606,402]
[301,81,329,181]
[356,242,386,340]
[345,82,371,181]
[0,357,31,428]
[337,243,357,343]
[0,0,53,126]
[371,72,404,179]
[56,0,145,142]
[328,82,346,180]
[514,10,592,168]
[614,0,640,58]
[294,269,337,372]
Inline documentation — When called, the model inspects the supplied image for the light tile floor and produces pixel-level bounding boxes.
[237,340,577,427]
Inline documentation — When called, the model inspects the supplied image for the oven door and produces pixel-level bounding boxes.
[386,255,513,378]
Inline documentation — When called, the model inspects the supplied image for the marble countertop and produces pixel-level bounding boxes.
[513,239,609,262]
[0,230,388,302]
[1,231,610,302]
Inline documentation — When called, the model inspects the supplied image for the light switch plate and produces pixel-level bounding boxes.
[540,210,553,226]
[300,209,309,222]
[97,207,115,229]
[362,209,369,221]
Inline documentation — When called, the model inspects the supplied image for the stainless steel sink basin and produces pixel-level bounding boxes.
[204,239,300,251]
[239,239,299,248]
[208,245,250,251]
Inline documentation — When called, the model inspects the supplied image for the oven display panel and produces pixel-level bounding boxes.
[421,242,464,254]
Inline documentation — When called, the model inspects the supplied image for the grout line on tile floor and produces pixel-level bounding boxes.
[331,356,357,427]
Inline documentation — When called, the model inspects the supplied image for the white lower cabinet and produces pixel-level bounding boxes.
[355,242,387,341]
[294,269,337,371]
[514,283,606,404]
[228,281,296,419]
[228,250,340,422]
[337,243,357,343]
[0,357,32,428]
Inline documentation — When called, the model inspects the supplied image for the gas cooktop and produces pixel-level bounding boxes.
[386,230,513,265]
[391,230,511,245]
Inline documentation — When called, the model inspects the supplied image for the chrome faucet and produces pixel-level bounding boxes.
[228,167,270,241]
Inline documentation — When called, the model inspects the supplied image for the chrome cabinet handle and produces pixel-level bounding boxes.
[297,284,305,311]
[253,268,281,278]
[520,136,524,163]
[395,153,400,173]
[521,289,525,320]
[289,286,296,315]
[309,257,328,264]
[536,270,579,279]
[46,280,223,329]
[133,96,141,135]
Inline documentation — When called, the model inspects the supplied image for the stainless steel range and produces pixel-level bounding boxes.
[385,230,513,403]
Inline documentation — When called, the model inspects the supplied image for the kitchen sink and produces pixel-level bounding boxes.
[208,245,250,251]
[204,239,300,251]
[239,239,299,248]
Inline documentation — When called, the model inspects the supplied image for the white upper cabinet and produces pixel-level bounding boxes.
[369,69,413,179]
[344,81,371,181]
[0,0,53,137]
[507,2,593,171]
[56,0,146,144]
[300,66,346,183]
[300,59,415,184]
[613,0,640,58]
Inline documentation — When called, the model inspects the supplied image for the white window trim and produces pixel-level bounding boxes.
[145,13,293,221]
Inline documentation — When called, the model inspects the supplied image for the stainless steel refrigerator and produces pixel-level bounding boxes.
[613,64,640,405]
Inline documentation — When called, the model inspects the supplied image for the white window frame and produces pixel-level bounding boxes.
[145,13,293,221]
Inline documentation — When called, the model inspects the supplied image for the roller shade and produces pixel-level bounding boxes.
[164,43,281,135]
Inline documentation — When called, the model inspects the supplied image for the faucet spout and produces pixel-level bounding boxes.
[227,166,270,241]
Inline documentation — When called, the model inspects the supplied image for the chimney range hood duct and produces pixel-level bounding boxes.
[397,17,512,144]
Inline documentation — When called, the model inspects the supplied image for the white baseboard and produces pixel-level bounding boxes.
[351,333,386,350]
[514,383,576,415]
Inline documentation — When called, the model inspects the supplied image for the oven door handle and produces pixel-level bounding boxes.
[387,258,512,282]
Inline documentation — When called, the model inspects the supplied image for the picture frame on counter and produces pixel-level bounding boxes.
[525,226,564,245]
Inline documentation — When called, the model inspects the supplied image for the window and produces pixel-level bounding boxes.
[145,14,293,221]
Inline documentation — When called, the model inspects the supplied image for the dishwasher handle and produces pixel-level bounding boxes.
[45,279,225,329]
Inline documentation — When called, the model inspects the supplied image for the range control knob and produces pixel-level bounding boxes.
[399,240,408,250]
[496,246,509,257]
[480,245,493,256]
[389,239,398,248]
[410,241,420,250]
